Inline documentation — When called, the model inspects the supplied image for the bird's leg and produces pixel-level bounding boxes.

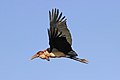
[70,57,88,64]
[79,58,88,64]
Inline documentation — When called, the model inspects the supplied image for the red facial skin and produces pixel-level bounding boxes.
[31,50,50,61]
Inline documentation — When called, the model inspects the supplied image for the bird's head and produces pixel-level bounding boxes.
[31,51,44,60]
[31,50,50,61]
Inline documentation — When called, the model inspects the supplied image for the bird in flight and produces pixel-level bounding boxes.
[31,8,88,64]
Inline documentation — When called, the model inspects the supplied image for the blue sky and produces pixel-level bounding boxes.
[0,0,120,80]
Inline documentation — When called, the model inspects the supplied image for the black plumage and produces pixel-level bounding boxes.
[48,8,77,57]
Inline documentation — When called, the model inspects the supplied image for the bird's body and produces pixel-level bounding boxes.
[31,8,88,64]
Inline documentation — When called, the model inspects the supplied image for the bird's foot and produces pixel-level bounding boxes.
[79,59,88,64]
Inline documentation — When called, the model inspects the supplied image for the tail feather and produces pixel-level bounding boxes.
[67,51,78,57]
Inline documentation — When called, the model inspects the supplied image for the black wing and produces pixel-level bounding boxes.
[48,8,73,54]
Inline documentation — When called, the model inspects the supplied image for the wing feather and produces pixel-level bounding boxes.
[48,9,73,54]
[49,9,72,45]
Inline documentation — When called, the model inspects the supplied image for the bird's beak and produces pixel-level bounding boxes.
[31,54,39,60]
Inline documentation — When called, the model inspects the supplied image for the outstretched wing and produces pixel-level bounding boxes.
[48,8,72,54]
[49,8,72,45]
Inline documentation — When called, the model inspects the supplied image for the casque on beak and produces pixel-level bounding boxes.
[31,51,43,60]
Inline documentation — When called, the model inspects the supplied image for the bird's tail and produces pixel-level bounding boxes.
[70,57,88,64]
[67,51,78,57]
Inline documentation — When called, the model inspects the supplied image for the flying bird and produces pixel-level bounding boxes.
[31,8,88,64]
